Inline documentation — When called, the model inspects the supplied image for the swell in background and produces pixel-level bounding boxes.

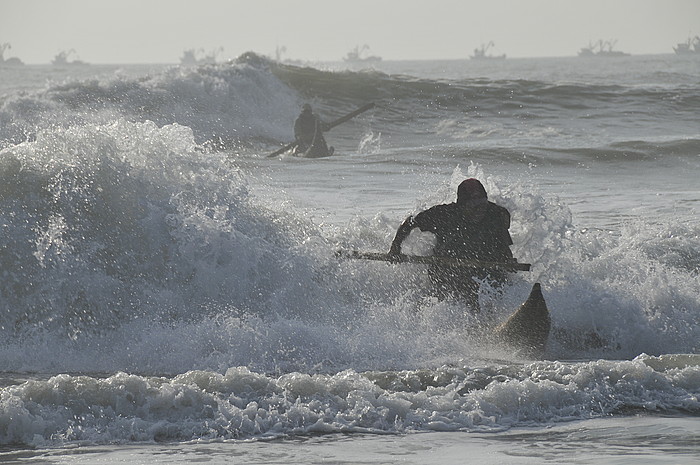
[0,54,698,375]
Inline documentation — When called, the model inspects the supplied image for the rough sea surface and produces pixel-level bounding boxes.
[0,53,698,463]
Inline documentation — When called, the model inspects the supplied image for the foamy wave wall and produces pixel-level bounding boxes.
[0,56,301,148]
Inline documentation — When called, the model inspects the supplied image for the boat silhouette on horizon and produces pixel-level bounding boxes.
[673,35,700,55]
[578,39,630,57]
[0,43,24,66]
[470,41,506,60]
[52,49,89,66]
[343,45,381,63]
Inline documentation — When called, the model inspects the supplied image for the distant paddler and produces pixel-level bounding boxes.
[268,102,375,158]
[293,104,334,158]
[387,178,518,313]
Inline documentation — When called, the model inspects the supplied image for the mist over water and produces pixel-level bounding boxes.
[0,53,698,450]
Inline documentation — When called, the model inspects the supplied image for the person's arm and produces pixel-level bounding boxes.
[389,216,416,256]
[494,206,514,260]
[294,117,302,141]
[317,115,331,132]
[500,208,513,246]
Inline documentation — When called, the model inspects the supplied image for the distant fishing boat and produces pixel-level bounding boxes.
[343,45,381,63]
[578,40,629,57]
[0,43,24,66]
[180,48,222,66]
[272,45,305,65]
[673,35,700,55]
[52,50,89,66]
[470,41,506,60]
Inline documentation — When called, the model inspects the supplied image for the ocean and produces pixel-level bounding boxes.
[0,53,698,464]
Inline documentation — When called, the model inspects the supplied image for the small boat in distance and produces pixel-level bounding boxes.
[578,40,629,57]
[52,50,89,66]
[343,45,381,63]
[470,41,506,60]
[673,35,700,55]
[180,48,222,66]
[272,45,305,65]
[0,43,24,66]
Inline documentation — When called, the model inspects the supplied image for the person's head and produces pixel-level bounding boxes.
[301,103,312,114]
[457,178,488,204]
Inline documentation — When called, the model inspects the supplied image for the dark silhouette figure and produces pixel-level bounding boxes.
[389,178,514,312]
[293,104,334,158]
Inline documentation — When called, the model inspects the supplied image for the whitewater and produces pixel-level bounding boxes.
[0,53,698,464]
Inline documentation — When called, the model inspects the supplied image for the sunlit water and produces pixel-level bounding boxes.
[0,54,698,463]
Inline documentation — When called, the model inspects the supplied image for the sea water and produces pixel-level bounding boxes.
[0,54,698,464]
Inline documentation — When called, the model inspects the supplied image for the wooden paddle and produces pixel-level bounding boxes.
[336,250,531,272]
[267,102,375,158]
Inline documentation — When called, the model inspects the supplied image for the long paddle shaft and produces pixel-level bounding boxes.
[336,250,531,272]
[323,102,375,131]
[267,102,375,158]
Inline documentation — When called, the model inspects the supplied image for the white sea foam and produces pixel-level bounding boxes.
[0,55,698,452]
[1,355,698,447]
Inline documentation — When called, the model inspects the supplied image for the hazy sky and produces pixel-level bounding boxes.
[2,0,699,64]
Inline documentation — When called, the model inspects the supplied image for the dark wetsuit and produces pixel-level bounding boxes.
[390,200,513,311]
[294,111,331,158]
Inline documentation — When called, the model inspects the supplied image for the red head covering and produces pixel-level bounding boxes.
[457,178,488,203]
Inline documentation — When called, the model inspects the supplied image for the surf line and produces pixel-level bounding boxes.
[337,249,549,358]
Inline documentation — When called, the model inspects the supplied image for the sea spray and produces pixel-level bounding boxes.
[0,120,318,343]
[0,56,698,455]
[1,355,698,447]
[1,55,302,148]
